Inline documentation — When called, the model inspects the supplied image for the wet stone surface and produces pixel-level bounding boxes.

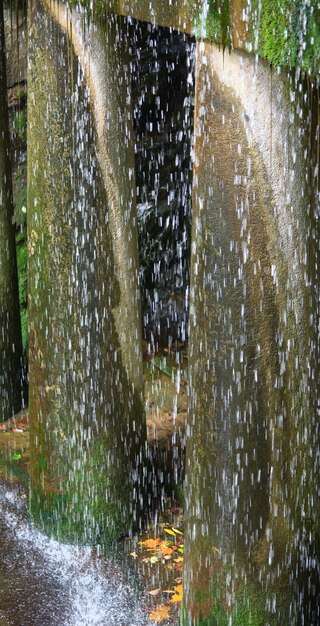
[0,363,185,626]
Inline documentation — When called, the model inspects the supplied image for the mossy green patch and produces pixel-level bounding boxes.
[64,0,319,74]
[182,584,267,626]
[16,237,28,349]
[192,0,231,47]
[30,435,133,545]
[250,0,320,74]
[206,0,231,47]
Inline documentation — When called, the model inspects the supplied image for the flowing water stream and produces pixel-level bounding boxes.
[0,480,159,626]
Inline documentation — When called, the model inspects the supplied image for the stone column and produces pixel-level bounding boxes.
[28,0,146,544]
[183,42,320,625]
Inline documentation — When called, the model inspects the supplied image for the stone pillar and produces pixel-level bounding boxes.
[0,2,23,421]
[28,0,146,544]
[183,42,320,625]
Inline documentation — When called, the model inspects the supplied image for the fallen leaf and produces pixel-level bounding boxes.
[169,584,183,604]
[130,552,138,559]
[148,605,170,623]
[159,543,174,556]
[140,538,162,550]
[173,557,183,563]
[148,589,160,596]
[163,528,176,537]
[171,527,183,535]
[173,561,183,571]
[150,555,159,564]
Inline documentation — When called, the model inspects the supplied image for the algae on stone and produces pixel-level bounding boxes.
[28,0,146,545]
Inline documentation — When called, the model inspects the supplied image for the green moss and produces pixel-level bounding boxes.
[12,110,27,143]
[30,436,133,545]
[250,0,320,74]
[207,0,231,47]
[64,0,319,74]
[182,585,267,626]
[192,0,231,47]
[14,159,27,351]
[16,237,28,350]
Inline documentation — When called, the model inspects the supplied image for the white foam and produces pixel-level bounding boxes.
[0,484,155,626]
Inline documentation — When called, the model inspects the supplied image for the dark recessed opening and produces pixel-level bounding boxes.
[130,19,195,359]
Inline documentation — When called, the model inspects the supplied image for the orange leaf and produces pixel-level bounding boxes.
[173,561,183,571]
[159,543,174,556]
[140,538,162,550]
[148,604,170,622]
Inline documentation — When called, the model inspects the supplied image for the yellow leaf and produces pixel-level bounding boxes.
[169,593,182,604]
[172,527,183,535]
[150,555,159,564]
[169,584,183,604]
[173,557,183,563]
[163,528,176,537]
[148,605,170,622]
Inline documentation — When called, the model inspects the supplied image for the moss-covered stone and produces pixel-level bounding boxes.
[250,0,320,73]
[28,0,146,545]
[65,0,319,74]
[182,582,267,626]
[192,0,231,47]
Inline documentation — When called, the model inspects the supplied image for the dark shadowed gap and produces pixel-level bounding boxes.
[124,19,195,508]
[130,19,195,359]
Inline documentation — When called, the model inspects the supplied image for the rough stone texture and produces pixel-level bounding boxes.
[3,2,27,90]
[28,0,146,544]
[183,42,320,625]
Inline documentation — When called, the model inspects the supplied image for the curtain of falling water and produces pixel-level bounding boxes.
[0,1,23,421]
[183,43,320,625]
[28,0,146,545]
[130,21,194,354]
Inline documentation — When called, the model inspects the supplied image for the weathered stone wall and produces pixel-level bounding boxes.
[183,41,320,625]
[28,0,146,543]
[4,2,27,105]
